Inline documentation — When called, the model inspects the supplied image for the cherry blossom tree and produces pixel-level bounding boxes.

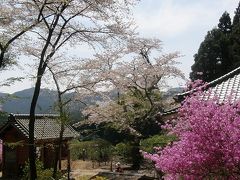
[45,54,111,178]
[3,0,138,179]
[77,38,184,169]
[82,38,184,136]
[143,90,240,179]
[0,0,45,69]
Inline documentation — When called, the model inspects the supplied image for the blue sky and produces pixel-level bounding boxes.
[0,0,239,93]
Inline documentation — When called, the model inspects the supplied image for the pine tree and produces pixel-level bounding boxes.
[218,11,232,33]
[233,2,240,26]
[190,12,233,82]
[230,2,240,69]
[190,29,223,82]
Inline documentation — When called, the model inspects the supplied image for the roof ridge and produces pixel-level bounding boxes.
[176,66,240,101]
[15,119,30,138]
[206,66,240,87]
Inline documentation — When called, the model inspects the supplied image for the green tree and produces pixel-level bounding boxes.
[190,12,233,82]
[230,2,240,69]
[140,134,177,153]
[233,2,240,26]
[230,28,240,69]
[190,29,229,82]
[218,11,232,33]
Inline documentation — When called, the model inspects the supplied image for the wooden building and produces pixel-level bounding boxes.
[0,114,78,178]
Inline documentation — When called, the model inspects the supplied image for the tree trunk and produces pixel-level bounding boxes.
[53,123,64,178]
[67,148,71,180]
[29,76,42,180]
[131,139,142,170]
[110,159,113,172]
[52,75,65,178]
[0,51,5,68]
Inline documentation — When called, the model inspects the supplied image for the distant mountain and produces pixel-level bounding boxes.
[2,88,57,114]
[0,88,83,122]
[0,88,116,123]
[0,87,182,123]
[0,92,7,97]
[162,87,185,99]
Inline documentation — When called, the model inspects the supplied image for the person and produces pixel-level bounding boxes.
[82,149,86,161]
[116,162,123,173]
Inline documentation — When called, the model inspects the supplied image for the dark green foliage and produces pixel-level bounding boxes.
[230,26,240,69]
[115,140,142,169]
[75,122,135,145]
[130,140,142,170]
[218,11,232,33]
[0,111,8,126]
[70,139,114,163]
[190,28,232,82]
[233,2,240,26]
[115,141,140,164]
[140,134,177,153]
[190,4,240,82]
[230,2,240,69]
[99,123,136,144]
[131,116,162,137]
[115,142,133,161]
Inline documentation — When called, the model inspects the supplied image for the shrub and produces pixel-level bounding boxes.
[22,159,62,180]
[140,134,177,153]
[144,92,240,179]
[70,139,113,162]
[115,142,133,163]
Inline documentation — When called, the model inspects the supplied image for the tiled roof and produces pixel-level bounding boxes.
[176,66,240,103]
[163,67,240,115]
[162,105,181,116]
[1,114,79,140]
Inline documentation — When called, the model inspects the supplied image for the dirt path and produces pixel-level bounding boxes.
[62,160,156,179]
[62,160,112,178]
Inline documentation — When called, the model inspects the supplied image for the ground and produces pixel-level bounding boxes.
[63,160,110,178]
[0,160,157,179]
[62,160,157,179]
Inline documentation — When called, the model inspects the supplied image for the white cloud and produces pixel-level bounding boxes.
[134,0,238,38]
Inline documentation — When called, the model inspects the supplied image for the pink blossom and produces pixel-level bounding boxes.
[144,90,240,179]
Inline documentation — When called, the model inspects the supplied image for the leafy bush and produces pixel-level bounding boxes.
[70,139,113,162]
[22,159,62,180]
[140,134,177,153]
[115,142,132,160]
[115,142,137,163]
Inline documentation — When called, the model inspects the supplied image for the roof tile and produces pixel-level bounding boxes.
[9,114,79,140]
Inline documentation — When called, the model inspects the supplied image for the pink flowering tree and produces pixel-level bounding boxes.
[143,90,240,179]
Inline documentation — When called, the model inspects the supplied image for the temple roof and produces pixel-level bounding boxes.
[0,114,79,140]
[164,66,240,115]
[176,66,240,103]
